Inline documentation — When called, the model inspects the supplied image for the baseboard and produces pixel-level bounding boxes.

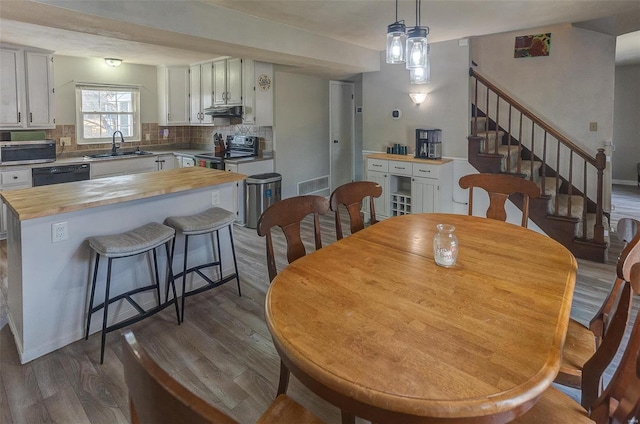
[612,179,637,186]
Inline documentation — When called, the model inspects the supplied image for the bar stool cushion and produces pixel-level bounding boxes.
[165,207,236,236]
[88,222,175,258]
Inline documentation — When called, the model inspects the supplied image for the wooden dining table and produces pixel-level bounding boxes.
[265,213,578,423]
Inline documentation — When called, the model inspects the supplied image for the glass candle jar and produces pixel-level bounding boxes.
[433,224,459,267]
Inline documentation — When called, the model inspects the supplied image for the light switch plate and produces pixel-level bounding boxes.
[589,122,597,131]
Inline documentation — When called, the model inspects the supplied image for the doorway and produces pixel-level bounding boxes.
[329,81,355,191]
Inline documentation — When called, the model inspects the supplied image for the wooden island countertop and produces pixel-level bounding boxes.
[1,167,246,221]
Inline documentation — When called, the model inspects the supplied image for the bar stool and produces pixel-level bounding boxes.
[85,222,180,364]
[164,207,241,322]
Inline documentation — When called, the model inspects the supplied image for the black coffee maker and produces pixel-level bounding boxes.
[415,129,442,160]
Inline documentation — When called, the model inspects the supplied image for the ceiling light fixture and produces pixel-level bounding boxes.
[104,58,122,67]
[409,93,427,105]
[385,0,406,64]
[406,0,429,70]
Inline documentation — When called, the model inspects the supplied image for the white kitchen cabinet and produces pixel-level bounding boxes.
[158,65,190,126]
[155,154,177,171]
[0,167,32,239]
[365,155,453,219]
[242,60,274,126]
[189,62,214,125]
[213,58,242,106]
[0,45,55,129]
[90,156,158,179]
[225,158,274,225]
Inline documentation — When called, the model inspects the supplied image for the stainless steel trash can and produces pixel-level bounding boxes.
[246,172,282,229]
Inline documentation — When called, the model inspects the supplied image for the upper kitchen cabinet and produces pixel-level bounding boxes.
[0,45,55,129]
[213,58,242,106]
[242,60,273,126]
[157,65,190,126]
[189,61,213,125]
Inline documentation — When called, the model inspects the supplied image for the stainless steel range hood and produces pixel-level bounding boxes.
[203,105,243,118]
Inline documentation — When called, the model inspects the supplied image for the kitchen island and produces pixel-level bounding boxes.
[1,167,245,363]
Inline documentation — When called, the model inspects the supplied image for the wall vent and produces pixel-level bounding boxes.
[297,175,330,197]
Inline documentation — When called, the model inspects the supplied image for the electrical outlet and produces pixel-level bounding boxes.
[51,222,68,243]
[60,136,71,146]
[589,122,598,132]
[212,191,220,205]
[145,133,151,141]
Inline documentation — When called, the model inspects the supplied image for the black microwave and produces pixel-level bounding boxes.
[0,140,56,165]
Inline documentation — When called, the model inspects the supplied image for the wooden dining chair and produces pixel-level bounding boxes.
[256,195,330,282]
[256,196,356,423]
[329,181,382,240]
[511,261,640,424]
[122,330,326,424]
[554,218,640,409]
[458,173,541,228]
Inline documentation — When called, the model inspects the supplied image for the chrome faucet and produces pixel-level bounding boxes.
[112,131,124,155]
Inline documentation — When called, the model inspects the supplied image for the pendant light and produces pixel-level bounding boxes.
[406,0,429,70]
[410,44,431,84]
[385,0,406,64]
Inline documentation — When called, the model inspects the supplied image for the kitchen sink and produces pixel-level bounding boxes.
[85,150,154,159]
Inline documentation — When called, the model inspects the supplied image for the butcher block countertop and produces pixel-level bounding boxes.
[1,167,246,221]
[365,153,452,165]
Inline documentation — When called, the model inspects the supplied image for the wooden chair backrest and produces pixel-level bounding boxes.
[257,195,330,282]
[122,331,238,424]
[329,181,382,240]
[458,173,541,228]
[589,262,640,423]
[582,219,640,409]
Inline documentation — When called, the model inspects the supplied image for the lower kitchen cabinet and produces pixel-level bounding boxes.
[155,154,177,170]
[365,154,453,220]
[0,167,32,239]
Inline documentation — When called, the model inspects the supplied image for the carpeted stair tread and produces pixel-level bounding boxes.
[478,130,505,153]
[576,213,610,240]
[537,177,560,197]
[506,160,542,182]
[471,117,489,133]
[548,194,584,219]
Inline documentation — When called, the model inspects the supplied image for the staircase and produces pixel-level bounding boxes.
[468,68,608,262]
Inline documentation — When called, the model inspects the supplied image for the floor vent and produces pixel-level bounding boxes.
[297,175,330,197]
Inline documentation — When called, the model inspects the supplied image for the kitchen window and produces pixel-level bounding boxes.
[75,83,141,144]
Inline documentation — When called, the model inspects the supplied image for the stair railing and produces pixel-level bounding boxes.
[469,67,606,244]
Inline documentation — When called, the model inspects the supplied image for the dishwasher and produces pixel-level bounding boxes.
[32,163,91,186]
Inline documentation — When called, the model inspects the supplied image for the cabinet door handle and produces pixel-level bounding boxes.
[12,176,18,180]
[18,112,21,123]
[373,164,382,167]
[419,169,431,173]
[395,166,406,170]
[30,112,33,123]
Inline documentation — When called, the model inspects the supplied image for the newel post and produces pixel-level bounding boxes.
[594,148,606,244]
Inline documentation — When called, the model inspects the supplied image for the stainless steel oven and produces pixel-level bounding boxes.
[194,135,259,170]
[0,140,56,165]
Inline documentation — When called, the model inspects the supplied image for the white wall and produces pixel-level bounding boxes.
[613,64,640,183]
[273,69,330,198]
[471,24,616,157]
[362,40,471,158]
[53,55,159,124]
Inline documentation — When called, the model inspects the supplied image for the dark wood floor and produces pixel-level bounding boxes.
[0,185,638,424]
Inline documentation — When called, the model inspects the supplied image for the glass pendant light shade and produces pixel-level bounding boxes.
[409,44,430,84]
[386,22,407,64]
[406,26,429,69]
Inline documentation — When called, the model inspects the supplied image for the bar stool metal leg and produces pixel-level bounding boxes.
[180,235,190,323]
[165,241,180,323]
[100,257,114,364]
[85,252,100,340]
[228,226,241,297]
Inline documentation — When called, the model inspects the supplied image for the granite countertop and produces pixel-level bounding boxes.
[1,167,246,220]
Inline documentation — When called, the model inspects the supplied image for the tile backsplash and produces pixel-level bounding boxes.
[45,123,273,156]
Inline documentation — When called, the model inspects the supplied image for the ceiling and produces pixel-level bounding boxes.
[1,0,639,74]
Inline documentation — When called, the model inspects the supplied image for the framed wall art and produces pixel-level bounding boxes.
[514,33,551,58]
